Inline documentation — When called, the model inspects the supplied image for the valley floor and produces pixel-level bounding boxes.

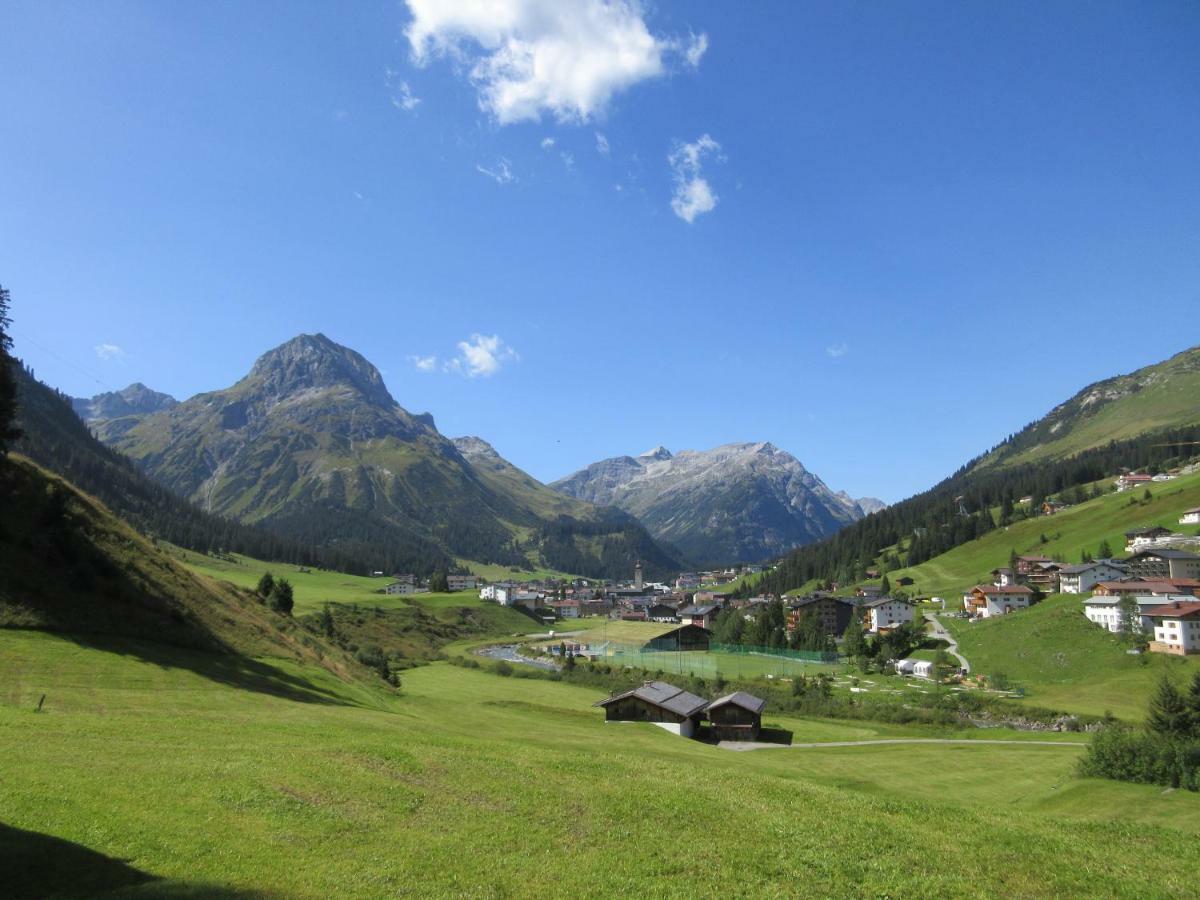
[3,629,1199,897]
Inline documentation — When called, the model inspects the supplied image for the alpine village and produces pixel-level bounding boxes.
[4,3,1200,897]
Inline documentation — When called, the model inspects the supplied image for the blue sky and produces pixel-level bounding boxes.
[2,1,1198,503]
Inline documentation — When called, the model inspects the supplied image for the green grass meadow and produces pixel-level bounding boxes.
[944,593,1199,720]
[4,628,1200,896]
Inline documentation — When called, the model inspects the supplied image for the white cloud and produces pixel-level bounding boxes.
[385,67,421,111]
[476,158,516,184]
[452,333,519,377]
[540,136,556,150]
[409,354,438,372]
[94,343,126,361]
[404,0,706,124]
[595,131,610,156]
[826,342,849,358]
[668,134,722,223]
[683,32,708,68]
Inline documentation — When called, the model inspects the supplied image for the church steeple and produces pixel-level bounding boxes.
[634,559,644,591]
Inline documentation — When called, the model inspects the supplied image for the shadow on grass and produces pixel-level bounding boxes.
[1,822,264,899]
[757,726,794,745]
[8,628,364,709]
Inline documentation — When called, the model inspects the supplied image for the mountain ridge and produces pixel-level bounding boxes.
[87,334,681,579]
[552,441,879,565]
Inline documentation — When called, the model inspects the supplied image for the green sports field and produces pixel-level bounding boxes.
[4,628,1200,896]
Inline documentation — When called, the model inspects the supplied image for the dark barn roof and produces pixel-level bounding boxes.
[707,691,767,716]
[594,681,709,718]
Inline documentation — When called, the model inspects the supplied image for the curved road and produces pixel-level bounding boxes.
[720,738,1083,752]
[925,611,970,673]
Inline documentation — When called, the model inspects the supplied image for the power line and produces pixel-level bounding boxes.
[13,332,115,393]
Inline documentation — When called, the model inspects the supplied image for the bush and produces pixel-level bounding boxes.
[1079,727,1200,790]
[494,660,513,677]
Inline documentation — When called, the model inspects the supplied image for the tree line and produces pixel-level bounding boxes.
[743,423,1200,597]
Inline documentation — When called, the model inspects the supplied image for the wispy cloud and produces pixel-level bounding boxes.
[409,335,520,378]
[540,136,556,150]
[682,32,708,68]
[94,343,126,361]
[668,134,723,224]
[595,132,610,156]
[826,342,849,358]
[404,0,706,124]
[476,158,516,184]
[385,67,421,111]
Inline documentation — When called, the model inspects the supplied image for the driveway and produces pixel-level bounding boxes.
[924,611,970,673]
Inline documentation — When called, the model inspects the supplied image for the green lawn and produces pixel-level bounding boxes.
[944,593,1198,721]
[885,469,1200,599]
[4,628,1200,896]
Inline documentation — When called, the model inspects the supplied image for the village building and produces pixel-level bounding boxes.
[1014,555,1055,576]
[1057,561,1128,594]
[384,581,419,595]
[594,681,710,738]
[1083,592,1198,633]
[860,597,914,633]
[647,603,681,623]
[786,596,859,637]
[963,584,1034,618]
[1025,561,1062,594]
[1115,473,1155,492]
[706,692,767,741]
[1124,526,1175,552]
[1091,579,1200,599]
[390,573,416,586]
[1181,508,1200,526]
[1146,601,1200,656]
[447,574,478,591]
[642,624,712,652]
[990,567,1019,587]
[677,604,721,629]
[855,584,884,599]
[1124,549,1200,581]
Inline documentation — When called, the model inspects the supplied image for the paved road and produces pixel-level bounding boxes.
[925,611,970,673]
[719,738,1083,752]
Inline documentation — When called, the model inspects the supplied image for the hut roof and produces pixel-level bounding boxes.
[707,691,767,715]
[594,681,709,718]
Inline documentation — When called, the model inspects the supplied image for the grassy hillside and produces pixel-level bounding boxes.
[943,594,1197,721]
[980,345,1200,469]
[0,456,366,684]
[885,469,1200,599]
[4,628,1200,896]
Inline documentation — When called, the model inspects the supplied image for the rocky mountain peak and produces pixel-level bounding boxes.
[249,333,396,408]
[639,445,673,461]
[452,436,500,461]
[72,382,178,422]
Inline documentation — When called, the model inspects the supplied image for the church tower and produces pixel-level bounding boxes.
[634,560,644,591]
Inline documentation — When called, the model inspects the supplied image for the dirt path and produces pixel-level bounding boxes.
[718,737,1084,752]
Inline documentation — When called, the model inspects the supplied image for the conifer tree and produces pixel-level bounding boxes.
[1146,676,1188,737]
[0,284,21,454]
[256,571,276,598]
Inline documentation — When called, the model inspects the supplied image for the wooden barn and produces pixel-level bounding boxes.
[641,624,711,652]
[705,691,767,741]
[594,681,710,738]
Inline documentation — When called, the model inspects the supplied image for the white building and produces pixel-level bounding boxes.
[384,581,419,595]
[1057,561,1128,594]
[1147,601,1200,655]
[861,597,914,633]
[447,574,478,591]
[963,585,1034,618]
[1083,593,1196,633]
[1181,508,1200,526]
